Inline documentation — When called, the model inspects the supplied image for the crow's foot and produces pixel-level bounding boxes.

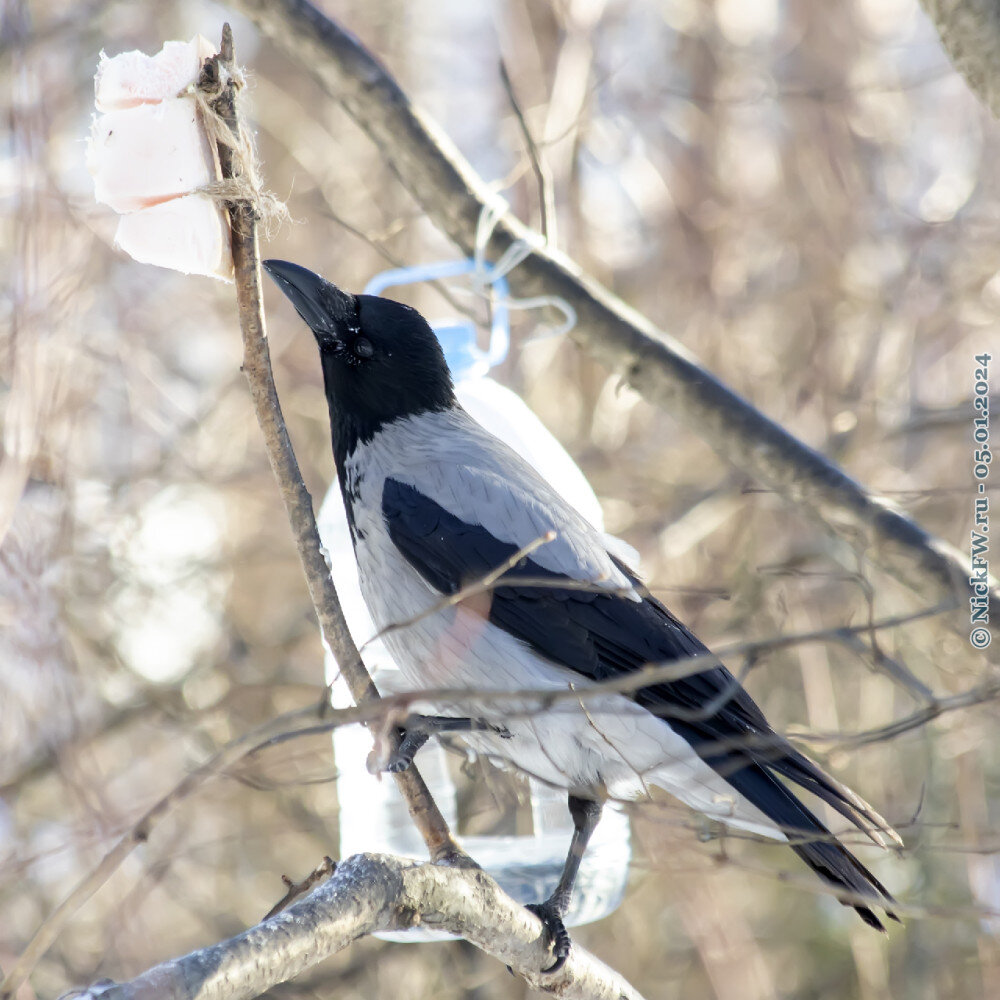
[526,899,572,973]
[383,728,428,773]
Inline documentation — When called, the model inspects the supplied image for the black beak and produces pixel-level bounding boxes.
[262,260,356,339]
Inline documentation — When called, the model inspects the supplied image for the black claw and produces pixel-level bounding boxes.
[526,901,572,973]
[382,727,429,773]
[384,754,413,773]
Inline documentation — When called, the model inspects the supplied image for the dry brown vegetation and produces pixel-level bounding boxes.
[2,0,999,997]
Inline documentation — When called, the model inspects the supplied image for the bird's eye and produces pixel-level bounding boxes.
[353,337,374,359]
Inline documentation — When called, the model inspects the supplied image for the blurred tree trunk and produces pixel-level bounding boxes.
[921,0,1000,116]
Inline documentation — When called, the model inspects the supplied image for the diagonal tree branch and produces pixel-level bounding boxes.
[65,854,646,1000]
[205,24,459,863]
[230,0,1000,648]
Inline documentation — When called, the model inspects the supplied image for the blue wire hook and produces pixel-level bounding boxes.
[363,260,510,381]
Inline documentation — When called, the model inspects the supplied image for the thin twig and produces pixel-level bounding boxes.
[498,57,555,244]
[262,855,336,920]
[244,602,959,761]
[790,676,1000,749]
[204,25,458,862]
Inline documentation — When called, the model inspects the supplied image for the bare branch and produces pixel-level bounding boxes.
[229,0,999,645]
[203,25,458,863]
[64,854,646,1000]
[792,675,1000,749]
[247,603,959,759]
[498,57,556,243]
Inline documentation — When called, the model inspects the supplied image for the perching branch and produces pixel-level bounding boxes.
[231,0,1000,642]
[66,854,646,1000]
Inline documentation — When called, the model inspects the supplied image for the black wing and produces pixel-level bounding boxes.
[382,477,899,926]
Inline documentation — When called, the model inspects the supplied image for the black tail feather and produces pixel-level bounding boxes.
[721,760,898,928]
[768,744,903,850]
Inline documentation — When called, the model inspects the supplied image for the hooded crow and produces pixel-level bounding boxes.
[264,259,901,970]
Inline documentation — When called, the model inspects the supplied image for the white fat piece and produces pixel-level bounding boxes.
[114,194,232,280]
[95,36,217,110]
[89,36,233,281]
[346,407,786,841]
[90,99,218,213]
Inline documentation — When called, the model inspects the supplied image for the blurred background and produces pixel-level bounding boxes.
[2,0,998,996]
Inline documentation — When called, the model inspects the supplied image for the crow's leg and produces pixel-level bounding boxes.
[527,795,603,973]
[383,715,512,773]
